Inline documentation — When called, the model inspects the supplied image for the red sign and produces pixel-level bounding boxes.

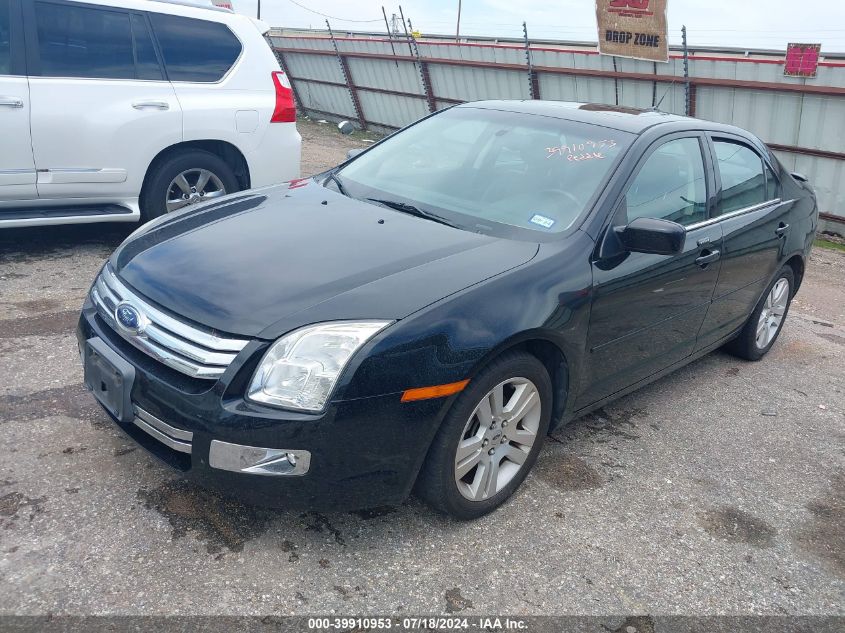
[609,0,654,17]
[784,43,821,78]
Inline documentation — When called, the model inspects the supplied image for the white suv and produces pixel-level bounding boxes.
[0,0,301,228]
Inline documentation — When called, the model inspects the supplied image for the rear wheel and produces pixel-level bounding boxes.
[415,351,552,520]
[724,266,795,361]
[141,150,239,221]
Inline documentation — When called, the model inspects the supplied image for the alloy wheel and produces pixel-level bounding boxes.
[166,169,226,212]
[756,278,790,349]
[454,377,542,501]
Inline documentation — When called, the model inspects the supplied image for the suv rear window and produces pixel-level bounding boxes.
[0,0,10,75]
[149,13,241,82]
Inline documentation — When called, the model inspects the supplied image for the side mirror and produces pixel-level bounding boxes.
[346,148,365,160]
[615,217,685,255]
[791,172,809,183]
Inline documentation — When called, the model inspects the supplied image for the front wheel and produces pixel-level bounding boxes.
[724,265,795,361]
[415,351,552,520]
[140,149,240,221]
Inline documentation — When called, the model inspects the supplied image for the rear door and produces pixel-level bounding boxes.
[694,135,792,350]
[24,0,181,204]
[579,134,723,407]
[0,0,37,202]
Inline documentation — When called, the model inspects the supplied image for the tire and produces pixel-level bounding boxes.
[140,149,240,221]
[724,265,795,361]
[415,351,553,520]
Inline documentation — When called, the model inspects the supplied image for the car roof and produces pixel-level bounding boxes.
[458,100,742,136]
[71,0,239,21]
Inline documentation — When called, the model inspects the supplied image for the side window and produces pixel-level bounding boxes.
[624,137,707,227]
[131,14,163,81]
[34,1,135,79]
[0,0,10,75]
[149,13,241,82]
[714,141,768,215]
[765,165,779,200]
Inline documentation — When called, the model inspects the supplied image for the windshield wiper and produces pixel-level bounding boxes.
[325,171,348,196]
[366,198,458,228]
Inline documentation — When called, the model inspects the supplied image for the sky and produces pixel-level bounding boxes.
[232,0,845,52]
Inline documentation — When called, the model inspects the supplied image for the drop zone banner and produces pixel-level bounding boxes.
[596,0,670,63]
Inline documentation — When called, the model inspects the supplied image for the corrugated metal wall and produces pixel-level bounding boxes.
[272,34,845,221]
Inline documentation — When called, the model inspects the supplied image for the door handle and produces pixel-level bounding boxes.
[776,223,789,237]
[0,97,24,108]
[132,101,170,110]
[696,250,721,267]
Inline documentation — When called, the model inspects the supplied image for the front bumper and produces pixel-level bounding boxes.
[77,301,445,511]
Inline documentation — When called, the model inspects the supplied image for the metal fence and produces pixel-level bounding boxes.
[271,31,845,230]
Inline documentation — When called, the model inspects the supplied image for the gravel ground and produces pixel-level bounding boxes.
[0,120,843,617]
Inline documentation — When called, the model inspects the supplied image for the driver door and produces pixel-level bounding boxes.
[577,134,723,408]
[0,0,37,202]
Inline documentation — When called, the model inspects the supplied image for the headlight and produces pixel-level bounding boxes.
[247,321,392,412]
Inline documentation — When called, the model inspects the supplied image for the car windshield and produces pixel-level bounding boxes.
[336,106,634,237]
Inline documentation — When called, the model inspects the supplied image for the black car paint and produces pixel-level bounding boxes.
[112,183,540,339]
[78,102,818,510]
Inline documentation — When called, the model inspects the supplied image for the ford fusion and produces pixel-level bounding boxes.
[78,101,817,519]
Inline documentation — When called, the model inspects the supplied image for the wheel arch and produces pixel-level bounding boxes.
[140,140,251,207]
[464,331,574,433]
[784,253,806,294]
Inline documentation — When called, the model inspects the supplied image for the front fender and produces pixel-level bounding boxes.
[338,232,596,414]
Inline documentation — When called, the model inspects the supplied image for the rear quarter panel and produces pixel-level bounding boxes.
[771,152,819,281]
[174,16,300,185]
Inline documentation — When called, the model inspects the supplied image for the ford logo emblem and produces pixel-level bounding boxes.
[114,301,146,336]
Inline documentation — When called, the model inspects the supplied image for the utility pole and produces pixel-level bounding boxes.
[682,25,691,116]
[257,0,261,19]
[456,0,462,42]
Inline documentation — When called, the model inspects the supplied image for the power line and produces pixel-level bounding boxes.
[283,0,383,23]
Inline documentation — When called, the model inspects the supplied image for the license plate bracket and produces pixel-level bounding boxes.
[83,338,135,424]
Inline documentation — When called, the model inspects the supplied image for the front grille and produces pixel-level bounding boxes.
[91,265,249,379]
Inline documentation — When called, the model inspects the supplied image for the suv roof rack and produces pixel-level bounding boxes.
[146,0,234,12]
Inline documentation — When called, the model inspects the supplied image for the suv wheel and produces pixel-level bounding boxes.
[415,351,552,520]
[141,150,240,221]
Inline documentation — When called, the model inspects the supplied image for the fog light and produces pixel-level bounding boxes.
[209,440,310,476]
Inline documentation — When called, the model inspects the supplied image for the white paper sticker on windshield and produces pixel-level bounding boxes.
[546,140,617,160]
[530,214,556,229]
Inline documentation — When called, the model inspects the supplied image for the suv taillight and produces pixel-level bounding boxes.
[271,71,296,123]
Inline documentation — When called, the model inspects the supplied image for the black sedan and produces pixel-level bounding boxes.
[77,101,818,519]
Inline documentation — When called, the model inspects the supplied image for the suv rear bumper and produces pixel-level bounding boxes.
[246,122,302,188]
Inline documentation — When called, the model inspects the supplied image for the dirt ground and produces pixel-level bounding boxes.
[0,119,843,617]
[297,116,382,176]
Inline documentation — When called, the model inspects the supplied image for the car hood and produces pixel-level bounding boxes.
[111,180,539,339]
